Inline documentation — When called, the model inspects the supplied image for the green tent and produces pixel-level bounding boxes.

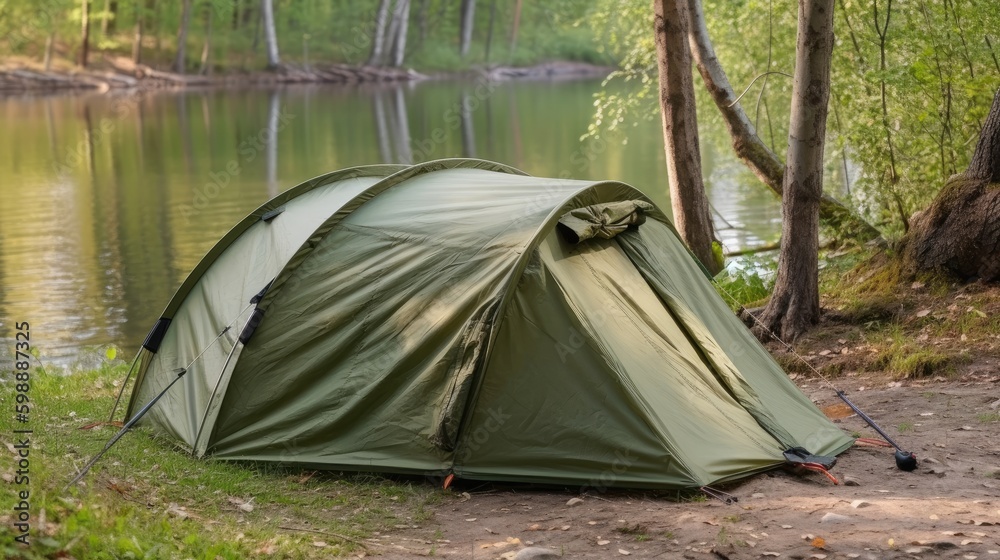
[125,158,852,489]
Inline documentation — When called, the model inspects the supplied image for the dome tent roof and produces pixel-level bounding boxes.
[125,158,852,489]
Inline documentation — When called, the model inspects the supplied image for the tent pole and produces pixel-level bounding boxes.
[66,368,188,490]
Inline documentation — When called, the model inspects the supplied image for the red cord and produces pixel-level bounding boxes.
[798,462,840,485]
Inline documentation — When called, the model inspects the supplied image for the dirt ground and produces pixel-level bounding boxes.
[368,371,1000,559]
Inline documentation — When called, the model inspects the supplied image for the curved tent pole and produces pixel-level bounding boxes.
[123,165,407,419]
[449,180,657,466]
[192,283,271,455]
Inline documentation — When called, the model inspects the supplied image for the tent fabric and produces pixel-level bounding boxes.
[126,158,852,489]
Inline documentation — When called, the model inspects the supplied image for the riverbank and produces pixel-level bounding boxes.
[0,56,614,94]
[2,251,998,558]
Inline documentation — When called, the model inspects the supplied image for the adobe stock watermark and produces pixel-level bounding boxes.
[578,448,636,495]
[179,104,295,223]
[424,404,511,487]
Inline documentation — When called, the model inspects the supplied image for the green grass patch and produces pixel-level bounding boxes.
[868,326,951,379]
[615,523,649,541]
[0,363,446,558]
[976,412,1000,423]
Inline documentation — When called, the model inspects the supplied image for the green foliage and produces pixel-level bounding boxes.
[714,256,777,311]
[0,0,604,71]
[589,0,1000,239]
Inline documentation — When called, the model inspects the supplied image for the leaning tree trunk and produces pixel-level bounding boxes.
[754,0,835,342]
[686,0,882,245]
[900,88,1000,281]
[654,0,721,275]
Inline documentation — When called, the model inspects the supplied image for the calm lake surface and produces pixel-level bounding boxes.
[0,79,781,366]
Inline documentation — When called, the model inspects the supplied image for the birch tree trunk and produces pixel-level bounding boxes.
[754,0,835,342]
[261,0,280,69]
[368,0,391,66]
[654,0,722,275]
[459,0,475,57]
[386,0,410,67]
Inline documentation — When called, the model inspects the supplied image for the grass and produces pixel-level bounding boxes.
[0,362,446,559]
[976,412,1000,423]
[615,523,649,541]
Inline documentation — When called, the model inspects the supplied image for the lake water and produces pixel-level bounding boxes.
[0,79,781,366]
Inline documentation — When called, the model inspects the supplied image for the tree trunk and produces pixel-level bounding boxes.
[131,0,142,64]
[152,0,161,57]
[199,5,212,75]
[368,0,391,66]
[686,0,882,245]
[44,31,55,71]
[509,0,522,58]
[385,0,410,67]
[418,0,428,44]
[80,0,91,68]
[900,88,1000,281]
[174,0,191,73]
[459,0,475,58]
[102,0,117,35]
[754,0,835,342]
[967,89,1000,183]
[261,0,280,69]
[484,0,497,63]
[654,0,722,275]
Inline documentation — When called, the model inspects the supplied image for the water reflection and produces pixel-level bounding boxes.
[0,80,781,365]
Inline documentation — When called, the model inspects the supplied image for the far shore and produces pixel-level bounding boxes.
[0,57,614,95]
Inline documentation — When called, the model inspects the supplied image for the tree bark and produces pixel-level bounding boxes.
[44,31,55,71]
[131,0,143,64]
[654,0,722,275]
[484,0,497,63]
[686,0,882,244]
[900,88,1000,281]
[386,0,410,67]
[199,4,212,75]
[174,0,191,73]
[80,0,91,68]
[261,0,280,69]
[459,0,475,57]
[368,0,391,66]
[967,89,1000,183]
[102,0,117,35]
[509,0,522,58]
[754,0,835,342]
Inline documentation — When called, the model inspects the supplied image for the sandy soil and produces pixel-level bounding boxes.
[369,373,1000,559]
